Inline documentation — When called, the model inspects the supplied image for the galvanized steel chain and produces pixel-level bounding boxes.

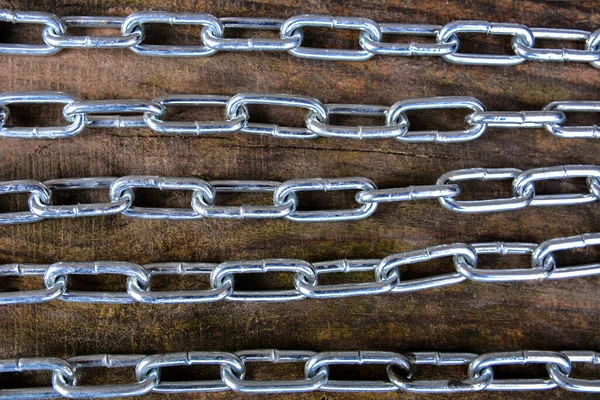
[2,232,600,305]
[1,349,599,398]
[0,91,597,140]
[2,164,600,225]
[2,10,600,67]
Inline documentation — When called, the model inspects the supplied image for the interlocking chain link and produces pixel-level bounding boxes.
[3,164,600,224]
[0,91,597,140]
[1,349,599,397]
[2,232,600,305]
[2,10,600,67]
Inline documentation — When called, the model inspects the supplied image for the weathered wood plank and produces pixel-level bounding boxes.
[0,0,599,398]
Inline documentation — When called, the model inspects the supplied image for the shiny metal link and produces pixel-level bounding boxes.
[273,177,377,222]
[29,177,132,219]
[306,103,406,139]
[0,179,51,224]
[512,165,600,206]
[543,101,600,139]
[43,261,150,304]
[468,351,572,390]
[221,350,327,393]
[202,17,302,51]
[455,242,549,282]
[3,349,600,396]
[210,259,317,301]
[547,351,600,393]
[280,14,382,61]
[358,23,458,56]
[225,92,326,139]
[4,232,599,305]
[192,180,297,219]
[2,10,600,66]
[0,356,75,399]
[437,168,534,213]
[0,9,66,55]
[532,233,600,280]
[294,259,397,299]
[121,11,224,57]
[0,91,86,138]
[42,16,143,49]
[3,165,600,225]
[52,354,156,399]
[126,262,232,304]
[109,176,214,220]
[376,243,475,293]
[1,91,600,142]
[513,28,600,62]
[135,352,244,393]
[63,99,165,129]
[387,96,486,143]
[388,352,493,393]
[437,21,535,65]
[144,95,246,135]
[304,351,412,392]
[0,263,64,305]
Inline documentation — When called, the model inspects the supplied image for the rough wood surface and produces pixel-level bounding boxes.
[0,0,599,398]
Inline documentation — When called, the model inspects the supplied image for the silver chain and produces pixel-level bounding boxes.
[0,91,597,140]
[1,349,599,398]
[1,10,600,67]
[1,164,600,224]
[2,232,599,305]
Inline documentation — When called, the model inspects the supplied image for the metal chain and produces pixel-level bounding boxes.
[1,349,598,398]
[0,91,597,140]
[1,164,600,224]
[2,232,600,305]
[2,10,600,67]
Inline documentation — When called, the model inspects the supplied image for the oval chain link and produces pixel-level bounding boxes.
[42,16,143,49]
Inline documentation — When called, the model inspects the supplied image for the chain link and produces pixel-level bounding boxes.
[121,11,223,57]
[1,91,600,140]
[2,10,600,66]
[467,351,572,390]
[2,349,600,397]
[52,354,154,399]
[0,91,86,138]
[42,16,143,49]
[388,352,493,393]
[2,232,600,305]
[437,21,535,66]
[0,10,66,56]
[2,164,600,225]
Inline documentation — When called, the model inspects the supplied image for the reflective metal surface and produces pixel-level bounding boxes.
[0,91,596,141]
[1,349,599,396]
[1,10,598,66]
[2,232,600,305]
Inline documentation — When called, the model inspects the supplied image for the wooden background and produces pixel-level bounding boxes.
[0,0,599,398]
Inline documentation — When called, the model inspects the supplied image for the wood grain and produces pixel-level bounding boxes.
[0,0,599,398]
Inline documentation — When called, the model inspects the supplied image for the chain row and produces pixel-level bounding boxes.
[2,10,600,66]
[2,349,599,398]
[1,164,600,224]
[1,91,597,140]
[2,232,599,305]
